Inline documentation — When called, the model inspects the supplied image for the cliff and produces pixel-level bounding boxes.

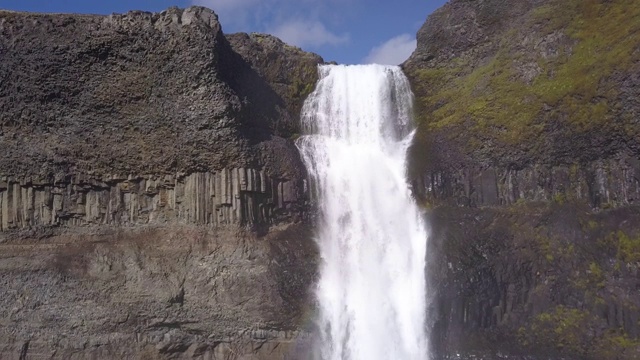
[404,0,640,358]
[0,7,322,359]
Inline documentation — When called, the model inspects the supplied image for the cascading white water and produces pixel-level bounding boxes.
[296,64,429,360]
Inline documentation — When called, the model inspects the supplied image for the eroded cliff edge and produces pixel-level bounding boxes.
[404,0,640,358]
[0,7,321,359]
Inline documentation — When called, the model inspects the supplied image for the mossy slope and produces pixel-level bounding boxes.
[405,0,640,171]
[406,0,640,358]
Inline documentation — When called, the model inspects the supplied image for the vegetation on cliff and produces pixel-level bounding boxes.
[427,201,640,359]
[405,0,640,358]
[406,0,640,169]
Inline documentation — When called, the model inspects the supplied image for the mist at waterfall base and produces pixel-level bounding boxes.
[296,64,429,360]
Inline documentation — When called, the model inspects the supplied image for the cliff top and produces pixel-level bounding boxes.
[404,0,640,173]
[0,6,322,181]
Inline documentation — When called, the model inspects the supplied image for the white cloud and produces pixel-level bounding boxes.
[192,0,259,13]
[192,0,263,28]
[364,33,417,65]
[191,0,350,51]
[270,20,349,48]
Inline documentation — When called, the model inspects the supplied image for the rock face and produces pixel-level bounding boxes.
[0,6,322,359]
[1,225,318,359]
[0,6,315,178]
[226,33,323,137]
[0,170,303,233]
[404,0,640,358]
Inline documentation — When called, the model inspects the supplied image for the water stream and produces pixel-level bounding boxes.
[296,64,429,360]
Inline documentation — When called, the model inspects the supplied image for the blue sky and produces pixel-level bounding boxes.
[0,0,447,64]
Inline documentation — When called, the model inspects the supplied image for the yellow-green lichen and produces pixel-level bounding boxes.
[579,261,606,290]
[528,306,591,354]
[612,231,640,263]
[591,329,640,359]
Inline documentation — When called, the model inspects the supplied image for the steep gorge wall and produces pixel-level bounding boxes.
[0,6,322,360]
[404,0,640,358]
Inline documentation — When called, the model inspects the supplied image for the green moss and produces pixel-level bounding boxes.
[524,307,640,359]
[602,230,640,264]
[587,262,605,289]
[288,64,318,105]
[531,4,556,27]
[528,306,591,354]
[588,262,602,277]
[531,0,638,105]
[534,230,579,265]
[592,329,640,359]
[535,234,555,263]
[552,193,566,205]
[614,231,640,263]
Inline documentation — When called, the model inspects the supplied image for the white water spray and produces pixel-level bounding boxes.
[297,64,429,360]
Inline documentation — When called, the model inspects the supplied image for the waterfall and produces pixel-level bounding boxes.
[296,64,429,360]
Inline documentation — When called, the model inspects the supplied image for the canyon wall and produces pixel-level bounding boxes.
[0,6,322,359]
[404,0,640,358]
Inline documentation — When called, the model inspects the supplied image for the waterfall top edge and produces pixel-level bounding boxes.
[318,63,402,70]
[315,63,408,84]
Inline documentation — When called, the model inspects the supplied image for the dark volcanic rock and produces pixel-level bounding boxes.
[405,0,640,358]
[0,6,318,232]
[405,0,640,173]
[227,32,324,137]
[0,6,320,180]
[2,7,235,178]
[0,225,319,359]
[0,6,322,360]
[409,0,538,66]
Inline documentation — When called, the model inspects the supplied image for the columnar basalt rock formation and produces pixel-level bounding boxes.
[412,157,640,208]
[0,170,303,232]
